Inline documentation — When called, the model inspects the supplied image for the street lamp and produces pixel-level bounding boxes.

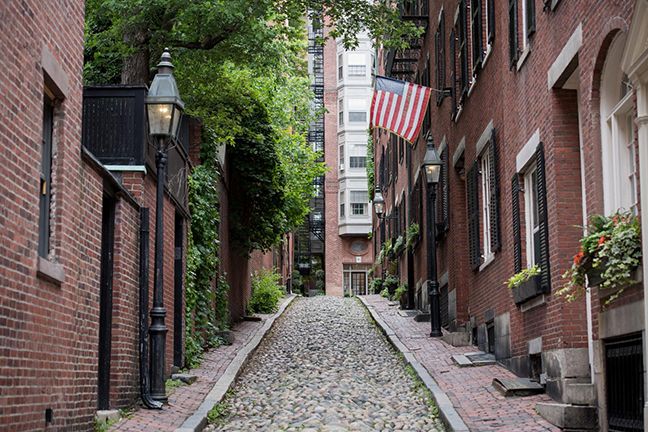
[421,134,442,337]
[373,188,385,218]
[145,48,184,403]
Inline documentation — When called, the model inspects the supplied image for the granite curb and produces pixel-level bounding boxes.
[174,294,297,432]
[358,296,470,432]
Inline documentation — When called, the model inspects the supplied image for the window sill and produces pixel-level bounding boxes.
[454,105,463,123]
[520,294,547,313]
[516,47,531,71]
[479,253,496,272]
[482,46,492,68]
[467,77,477,98]
[37,257,65,285]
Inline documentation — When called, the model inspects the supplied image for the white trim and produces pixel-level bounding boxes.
[516,129,540,173]
[438,136,447,155]
[453,136,466,167]
[547,24,583,89]
[520,294,547,313]
[104,165,148,174]
[479,253,495,271]
[454,105,463,122]
[482,45,492,68]
[475,120,494,157]
[438,6,444,24]
[516,47,531,71]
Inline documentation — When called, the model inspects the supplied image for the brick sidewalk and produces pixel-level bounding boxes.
[364,295,559,432]
[110,296,292,432]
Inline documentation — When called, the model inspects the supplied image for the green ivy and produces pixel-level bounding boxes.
[184,134,230,369]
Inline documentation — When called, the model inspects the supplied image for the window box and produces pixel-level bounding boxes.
[512,274,544,305]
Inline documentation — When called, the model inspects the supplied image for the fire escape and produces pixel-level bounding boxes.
[294,14,326,276]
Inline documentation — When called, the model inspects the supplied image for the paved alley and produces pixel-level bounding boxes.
[207,297,442,431]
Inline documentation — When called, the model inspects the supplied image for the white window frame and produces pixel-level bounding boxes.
[480,150,493,261]
[340,191,346,218]
[339,144,345,170]
[350,190,368,216]
[523,163,540,269]
[606,93,637,215]
[338,53,343,81]
[482,0,492,65]
[338,99,344,125]
[348,98,367,123]
[347,52,366,77]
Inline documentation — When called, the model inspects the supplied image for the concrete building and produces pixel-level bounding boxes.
[373,0,647,429]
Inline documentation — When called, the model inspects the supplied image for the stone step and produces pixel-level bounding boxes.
[442,331,472,347]
[171,373,197,385]
[492,378,544,397]
[413,312,430,322]
[546,378,596,405]
[536,402,597,430]
[451,354,473,367]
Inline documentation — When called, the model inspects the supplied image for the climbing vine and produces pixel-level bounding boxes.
[184,135,229,369]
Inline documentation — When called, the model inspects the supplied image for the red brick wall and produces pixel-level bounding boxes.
[375,0,641,362]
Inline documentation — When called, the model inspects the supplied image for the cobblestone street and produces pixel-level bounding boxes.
[208,297,442,431]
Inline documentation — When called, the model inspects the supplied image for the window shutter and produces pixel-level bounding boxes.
[471,0,483,73]
[526,0,536,36]
[450,27,457,120]
[508,0,518,70]
[459,0,469,99]
[467,161,481,270]
[487,0,495,43]
[442,148,450,229]
[536,142,551,291]
[441,12,446,98]
[511,173,522,274]
[435,29,441,105]
[488,128,501,251]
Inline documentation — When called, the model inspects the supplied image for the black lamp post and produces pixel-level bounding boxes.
[373,187,385,219]
[421,135,442,337]
[145,48,184,403]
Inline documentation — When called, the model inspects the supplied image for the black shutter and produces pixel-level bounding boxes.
[508,0,518,69]
[526,0,536,36]
[488,0,495,43]
[441,12,446,98]
[380,148,385,190]
[489,128,501,251]
[536,142,551,292]
[423,56,430,133]
[39,94,53,258]
[511,173,522,274]
[467,161,481,270]
[435,28,441,105]
[450,27,457,120]
[471,0,483,73]
[442,148,450,229]
[459,0,469,99]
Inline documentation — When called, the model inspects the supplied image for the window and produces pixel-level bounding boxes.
[348,98,367,123]
[509,0,534,68]
[338,99,344,125]
[338,53,343,80]
[521,0,536,51]
[350,191,368,215]
[601,34,638,215]
[350,156,366,168]
[371,53,376,77]
[339,144,345,169]
[435,10,446,106]
[480,150,493,259]
[39,93,54,258]
[340,191,346,218]
[348,53,366,76]
[524,164,541,267]
[471,0,483,74]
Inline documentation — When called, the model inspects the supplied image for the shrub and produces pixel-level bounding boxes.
[248,268,285,314]
[369,277,383,294]
[315,269,325,280]
[392,283,408,302]
[291,270,303,291]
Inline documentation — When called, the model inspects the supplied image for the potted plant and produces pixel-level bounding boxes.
[394,235,405,256]
[383,273,399,297]
[369,277,383,294]
[392,282,408,308]
[505,265,542,304]
[406,222,420,250]
[558,212,642,305]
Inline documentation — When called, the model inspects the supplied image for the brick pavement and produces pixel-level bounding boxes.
[364,295,560,432]
[110,296,293,432]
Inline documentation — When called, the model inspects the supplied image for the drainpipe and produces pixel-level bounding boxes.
[139,208,163,409]
[576,88,594,383]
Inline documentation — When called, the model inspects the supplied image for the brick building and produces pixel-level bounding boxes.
[295,16,374,297]
[373,0,647,429]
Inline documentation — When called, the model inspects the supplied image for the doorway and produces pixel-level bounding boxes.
[351,272,367,296]
[98,193,115,410]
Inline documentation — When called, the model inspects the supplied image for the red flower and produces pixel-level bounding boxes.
[598,236,606,246]
[574,251,584,265]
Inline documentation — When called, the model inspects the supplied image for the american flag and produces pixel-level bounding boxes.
[370,76,432,143]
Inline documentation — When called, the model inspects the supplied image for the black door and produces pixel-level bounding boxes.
[173,214,184,368]
[98,193,115,410]
[351,272,366,296]
[606,334,644,431]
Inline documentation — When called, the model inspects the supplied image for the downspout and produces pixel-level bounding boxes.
[139,208,163,409]
[406,139,415,309]
[576,88,594,382]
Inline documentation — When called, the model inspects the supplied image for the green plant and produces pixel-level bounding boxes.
[366,131,375,201]
[248,268,286,314]
[394,235,405,252]
[291,270,303,291]
[384,273,399,287]
[343,293,350,298]
[165,378,188,393]
[315,279,325,290]
[558,212,642,304]
[369,277,383,294]
[207,401,230,424]
[380,287,390,298]
[315,269,325,280]
[406,222,420,249]
[392,282,408,302]
[315,290,326,296]
[505,264,541,289]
